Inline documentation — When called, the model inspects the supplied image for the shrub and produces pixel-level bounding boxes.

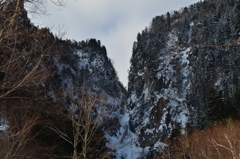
[159,121,240,159]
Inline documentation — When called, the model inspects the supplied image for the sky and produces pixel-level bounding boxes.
[28,0,200,87]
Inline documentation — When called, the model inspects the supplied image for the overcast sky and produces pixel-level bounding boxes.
[29,0,200,87]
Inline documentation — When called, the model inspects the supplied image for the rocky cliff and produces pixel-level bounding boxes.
[127,0,240,152]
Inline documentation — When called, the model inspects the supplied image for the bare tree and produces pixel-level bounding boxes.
[159,121,240,159]
[50,86,112,159]
[0,0,56,99]
[0,107,41,159]
[0,0,74,100]
[0,0,69,158]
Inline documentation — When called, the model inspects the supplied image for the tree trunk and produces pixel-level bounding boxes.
[73,147,78,159]
[82,139,87,159]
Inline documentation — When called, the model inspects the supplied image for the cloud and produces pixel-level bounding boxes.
[29,0,200,87]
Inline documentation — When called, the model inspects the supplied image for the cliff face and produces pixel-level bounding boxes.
[52,38,127,135]
[0,1,127,157]
[0,1,127,123]
[128,0,240,149]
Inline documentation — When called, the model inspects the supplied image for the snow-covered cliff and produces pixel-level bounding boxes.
[127,0,240,156]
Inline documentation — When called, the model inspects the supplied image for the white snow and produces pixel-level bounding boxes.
[155,31,192,135]
[137,70,144,76]
[145,128,154,134]
[142,117,150,126]
[215,78,222,86]
[190,22,194,27]
[105,108,143,159]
